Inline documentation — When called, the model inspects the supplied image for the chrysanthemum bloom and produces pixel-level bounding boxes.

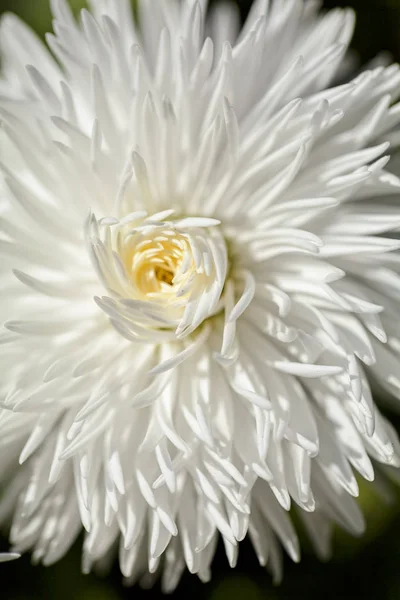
[1,0,400,591]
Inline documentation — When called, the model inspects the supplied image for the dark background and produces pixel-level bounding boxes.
[1,1,400,598]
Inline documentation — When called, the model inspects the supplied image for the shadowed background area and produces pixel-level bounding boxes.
[1,0,400,598]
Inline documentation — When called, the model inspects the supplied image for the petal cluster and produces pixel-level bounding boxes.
[0,0,400,592]
[87,211,227,340]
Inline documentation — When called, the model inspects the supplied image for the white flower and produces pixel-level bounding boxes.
[1,0,400,591]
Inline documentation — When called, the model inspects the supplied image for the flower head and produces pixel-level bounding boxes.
[1,0,400,591]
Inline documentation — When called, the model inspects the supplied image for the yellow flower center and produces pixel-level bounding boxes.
[122,234,194,301]
[88,211,229,339]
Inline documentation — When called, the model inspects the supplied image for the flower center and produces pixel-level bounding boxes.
[154,266,175,286]
[125,233,190,300]
[87,211,229,340]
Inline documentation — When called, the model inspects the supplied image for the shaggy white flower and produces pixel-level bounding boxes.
[1,0,400,591]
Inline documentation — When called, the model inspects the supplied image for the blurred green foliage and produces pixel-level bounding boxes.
[1,0,400,598]
[0,0,85,36]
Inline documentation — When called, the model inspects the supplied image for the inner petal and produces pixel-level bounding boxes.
[128,234,190,299]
